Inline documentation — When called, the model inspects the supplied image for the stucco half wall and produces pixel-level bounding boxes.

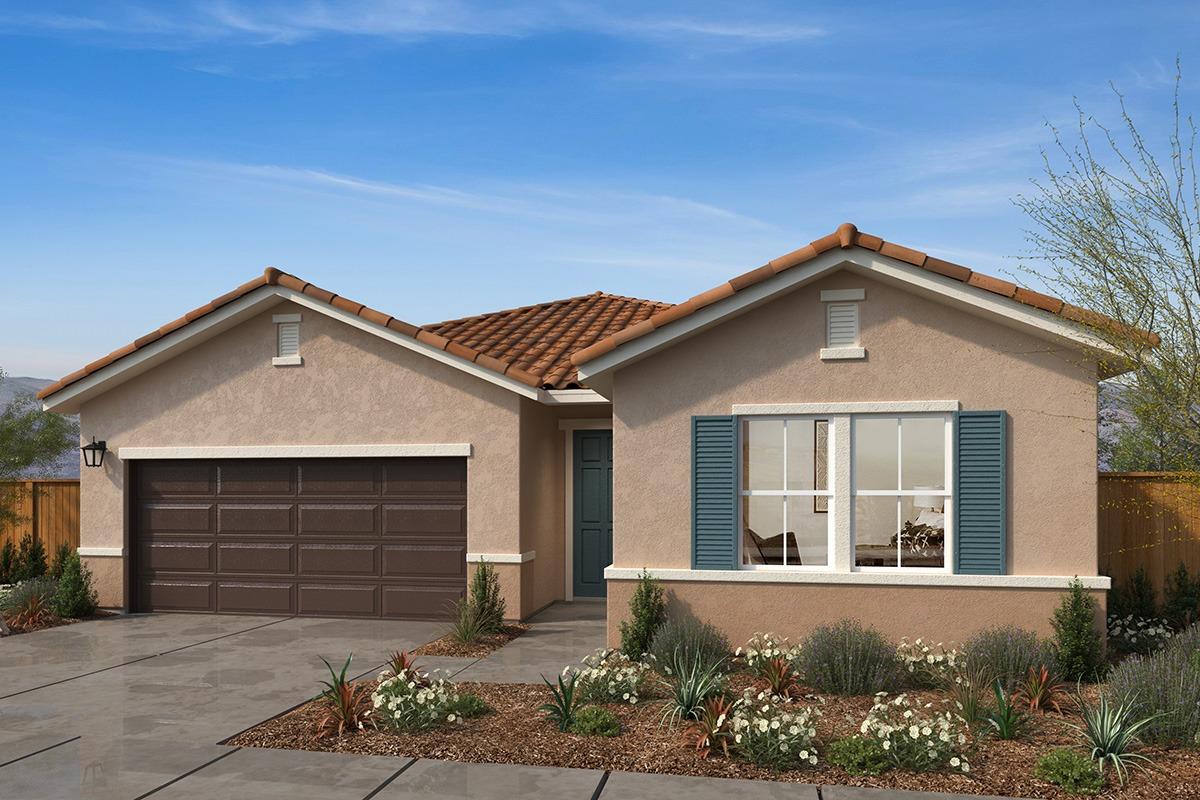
[75,299,589,614]
[606,269,1103,643]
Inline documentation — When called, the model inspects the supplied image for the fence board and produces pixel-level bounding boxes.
[0,480,81,557]
[1099,472,1200,602]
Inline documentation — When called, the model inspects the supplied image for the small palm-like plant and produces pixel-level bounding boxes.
[1014,665,1072,714]
[315,655,374,738]
[985,678,1027,740]
[1069,691,1161,787]
[386,650,427,685]
[759,656,800,698]
[539,671,581,732]
[660,649,727,728]
[683,695,735,759]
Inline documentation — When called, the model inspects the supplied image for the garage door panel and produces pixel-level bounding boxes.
[218,504,294,535]
[383,584,463,619]
[383,458,466,495]
[140,580,214,612]
[218,542,294,574]
[383,503,466,536]
[139,462,215,497]
[299,462,379,495]
[299,584,378,616]
[383,544,467,578]
[298,504,378,536]
[218,462,296,495]
[299,543,379,577]
[141,542,214,573]
[218,582,294,614]
[141,504,214,534]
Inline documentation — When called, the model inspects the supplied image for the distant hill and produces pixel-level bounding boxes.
[0,376,79,479]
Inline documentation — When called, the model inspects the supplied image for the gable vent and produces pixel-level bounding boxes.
[272,313,303,366]
[826,303,859,348]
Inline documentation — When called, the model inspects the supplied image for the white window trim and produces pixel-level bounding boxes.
[735,401,959,415]
[559,418,614,601]
[271,355,303,367]
[820,347,866,361]
[117,443,472,459]
[604,567,1110,590]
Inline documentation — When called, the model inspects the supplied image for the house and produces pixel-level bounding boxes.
[40,223,1134,644]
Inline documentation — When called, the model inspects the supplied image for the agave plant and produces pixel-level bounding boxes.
[538,671,581,732]
[683,694,735,758]
[315,655,374,738]
[659,648,727,728]
[759,656,800,699]
[1013,665,1072,714]
[1068,690,1161,787]
[386,650,428,686]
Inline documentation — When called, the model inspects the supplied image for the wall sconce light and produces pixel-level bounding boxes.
[81,437,107,468]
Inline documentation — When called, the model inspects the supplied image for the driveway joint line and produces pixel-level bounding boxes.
[590,769,611,800]
[362,757,418,799]
[153,616,291,656]
[0,735,81,770]
[131,746,242,799]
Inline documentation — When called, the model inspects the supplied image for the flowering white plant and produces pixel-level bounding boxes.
[859,692,971,773]
[730,688,820,770]
[371,671,461,731]
[1107,614,1173,655]
[895,638,961,687]
[737,633,803,675]
[576,648,651,705]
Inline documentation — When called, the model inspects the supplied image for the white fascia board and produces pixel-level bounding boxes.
[604,567,1110,590]
[466,551,536,564]
[733,400,959,415]
[41,286,287,414]
[118,443,472,459]
[576,248,1120,384]
[540,389,610,405]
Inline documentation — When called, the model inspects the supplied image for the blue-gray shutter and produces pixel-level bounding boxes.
[954,410,1008,575]
[692,415,738,570]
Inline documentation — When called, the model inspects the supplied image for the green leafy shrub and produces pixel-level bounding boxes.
[12,534,47,583]
[53,552,97,619]
[1107,614,1173,655]
[730,689,820,770]
[964,625,1053,694]
[570,705,620,737]
[1163,562,1200,630]
[896,638,962,689]
[1108,623,1200,746]
[49,542,71,579]
[1052,579,1105,682]
[539,671,582,732]
[468,559,505,634]
[649,615,729,678]
[985,678,1027,740]
[1069,691,1159,787]
[859,693,971,773]
[619,569,665,659]
[800,620,901,696]
[1108,567,1157,621]
[577,648,650,705]
[0,540,15,584]
[737,632,803,674]
[372,670,462,731]
[827,735,891,776]
[446,692,491,719]
[659,650,727,728]
[1035,748,1104,795]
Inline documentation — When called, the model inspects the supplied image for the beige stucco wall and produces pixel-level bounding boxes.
[606,270,1101,643]
[518,398,565,617]
[78,300,528,610]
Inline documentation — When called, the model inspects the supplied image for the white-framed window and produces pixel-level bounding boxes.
[740,417,833,568]
[852,415,952,571]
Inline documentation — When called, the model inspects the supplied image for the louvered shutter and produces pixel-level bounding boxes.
[954,410,1008,575]
[277,322,300,358]
[692,416,738,570]
[826,303,859,347]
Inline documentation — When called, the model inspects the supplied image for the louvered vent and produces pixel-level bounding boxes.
[826,303,859,348]
[278,322,300,358]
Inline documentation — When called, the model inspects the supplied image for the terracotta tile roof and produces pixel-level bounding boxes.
[37,268,557,400]
[424,292,671,389]
[570,222,1159,367]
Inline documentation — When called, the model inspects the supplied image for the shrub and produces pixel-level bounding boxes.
[940,660,993,727]
[450,597,484,644]
[859,692,971,773]
[1107,614,1173,655]
[49,542,71,579]
[963,625,1053,694]
[372,670,461,731]
[1163,562,1200,630]
[577,648,650,705]
[1052,579,1105,682]
[827,735,891,777]
[619,569,666,659]
[1,576,58,629]
[315,655,374,737]
[659,650,727,728]
[737,632,803,675]
[800,620,902,696]
[446,692,491,719]
[12,534,47,583]
[1013,666,1072,715]
[684,695,736,759]
[730,689,820,770]
[468,559,505,634]
[984,678,1026,740]
[1108,567,1158,621]
[539,671,582,732]
[1035,748,1104,795]
[649,615,729,678]
[0,540,14,584]
[1108,623,1200,746]
[571,705,620,737]
[896,638,961,689]
[1069,691,1159,787]
[53,552,97,619]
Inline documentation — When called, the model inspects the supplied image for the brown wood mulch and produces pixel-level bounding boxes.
[410,624,529,658]
[0,609,118,636]
[227,677,1200,799]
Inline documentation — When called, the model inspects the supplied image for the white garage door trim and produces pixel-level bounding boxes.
[118,444,472,459]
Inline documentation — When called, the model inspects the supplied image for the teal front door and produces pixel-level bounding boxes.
[573,429,613,597]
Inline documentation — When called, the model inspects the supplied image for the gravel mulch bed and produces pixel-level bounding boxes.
[410,624,529,658]
[227,676,1200,799]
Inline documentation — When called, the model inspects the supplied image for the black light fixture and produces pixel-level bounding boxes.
[81,437,107,468]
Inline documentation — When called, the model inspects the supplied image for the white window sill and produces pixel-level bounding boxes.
[272,355,303,367]
[820,347,865,361]
[604,567,1110,590]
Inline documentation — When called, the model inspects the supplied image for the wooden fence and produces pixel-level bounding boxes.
[1099,472,1200,602]
[0,480,80,556]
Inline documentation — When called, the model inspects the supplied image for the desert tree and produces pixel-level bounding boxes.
[0,370,79,529]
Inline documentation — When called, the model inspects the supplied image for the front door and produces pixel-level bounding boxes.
[573,429,613,597]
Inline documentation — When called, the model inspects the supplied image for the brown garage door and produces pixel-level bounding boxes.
[133,457,466,618]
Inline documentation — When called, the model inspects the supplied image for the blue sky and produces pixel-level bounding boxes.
[1,1,1196,379]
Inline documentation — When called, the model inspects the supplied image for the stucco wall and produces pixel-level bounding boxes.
[78,300,526,609]
[611,271,1100,578]
[518,398,566,617]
